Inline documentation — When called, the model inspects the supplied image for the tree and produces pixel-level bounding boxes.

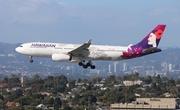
[47,97,54,105]
[3,77,8,83]
[54,75,68,86]
[0,95,4,101]
[54,97,62,109]
[24,106,42,110]
[36,84,43,92]
[5,89,23,101]
[68,80,75,90]
[31,74,44,85]
[127,94,136,102]
[0,95,5,110]
[151,83,157,90]
[97,96,106,102]
[23,76,31,87]
[122,75,128,80]
[54,85,65,92]
[77,78,81,83]
[176,78,180,84]
[91,77,102,84]
[129,72,140,81]
[7,77,20,88]
[152,75,162,84]
[63,104,73,110]
[6,106,21,110]
[44,76,55,89]
[86,85,92,91]
[24,89,33,96]
[106,75,116,84]
[33,74,40,80]
[15,96,31,106]
[142,76,152,84]
[73,93,80,103]
[170,86,178,97]
[79,98,86,107]
[162,76,169,83]
[82,79,88,83]
[91,95,97,103]
[32,94,44,100]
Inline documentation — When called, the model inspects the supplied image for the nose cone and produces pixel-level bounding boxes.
[15,47,19,52]
[15,47,20,53]
[15,46,29,55]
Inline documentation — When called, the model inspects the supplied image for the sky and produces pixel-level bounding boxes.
[0,0,180,47]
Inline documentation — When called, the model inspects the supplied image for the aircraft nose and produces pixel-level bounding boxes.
[15,47,20,53]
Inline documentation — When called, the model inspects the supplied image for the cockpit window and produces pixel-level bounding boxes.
[20,45,23,47]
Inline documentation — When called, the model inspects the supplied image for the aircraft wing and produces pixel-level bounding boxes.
[68,39,92,56]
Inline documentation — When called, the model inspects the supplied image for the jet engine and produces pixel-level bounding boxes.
[52,53,71,62]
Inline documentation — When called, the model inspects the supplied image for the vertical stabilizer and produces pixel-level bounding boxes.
[122,24,166,59]
[133,24,166,49]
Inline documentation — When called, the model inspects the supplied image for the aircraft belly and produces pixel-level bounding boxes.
[89,51,121,61]
[30,48,52,58]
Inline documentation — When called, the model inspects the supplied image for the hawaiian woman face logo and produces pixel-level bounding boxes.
[148,29,163,47]
[148,33,157,47]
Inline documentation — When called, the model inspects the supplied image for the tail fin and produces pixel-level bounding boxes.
[133,24,166,49]
[122,24,166,59]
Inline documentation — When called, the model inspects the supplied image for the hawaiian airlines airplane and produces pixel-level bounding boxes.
[15,24,166,69]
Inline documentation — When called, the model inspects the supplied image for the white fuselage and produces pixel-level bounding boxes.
[14,24,165,69]
[15,42,128,62]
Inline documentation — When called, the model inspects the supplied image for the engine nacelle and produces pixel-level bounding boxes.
[52,53,71,62]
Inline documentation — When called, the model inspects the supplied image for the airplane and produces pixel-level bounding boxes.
[15,24,166,69]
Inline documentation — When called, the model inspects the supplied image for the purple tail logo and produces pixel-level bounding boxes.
[122,24,166,59]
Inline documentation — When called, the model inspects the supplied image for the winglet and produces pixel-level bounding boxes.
[87,39,92,44]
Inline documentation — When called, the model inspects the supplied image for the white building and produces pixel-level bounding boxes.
[114,62,118,73]
[169,63,173,71]
[108,64,111,73]
[123,80,144,86]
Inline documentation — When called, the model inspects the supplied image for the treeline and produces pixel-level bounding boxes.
[0,73,180,110]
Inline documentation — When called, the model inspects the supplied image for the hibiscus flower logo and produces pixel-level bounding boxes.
[122,46,142,59]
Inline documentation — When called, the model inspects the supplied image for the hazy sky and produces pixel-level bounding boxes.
[0,0,180,47]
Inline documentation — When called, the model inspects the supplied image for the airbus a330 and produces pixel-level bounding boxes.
[15,24,166,69]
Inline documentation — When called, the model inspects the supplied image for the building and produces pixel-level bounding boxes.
[146,70,155,76]
[6,101,20,107]
[110,98,180,110]
[123,63,127,71]
[21,76,24,87]
[113,62,118,73]
[169,63,173,71]
[0,83,7,88]
[108,64,111,73]
[123,80,144,86]
[161,61,168,71]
